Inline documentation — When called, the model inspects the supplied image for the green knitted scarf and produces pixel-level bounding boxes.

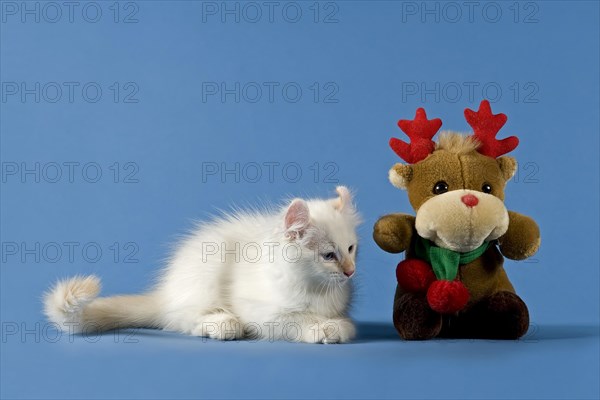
[414,237,489,281]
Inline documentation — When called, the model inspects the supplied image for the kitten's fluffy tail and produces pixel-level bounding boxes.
[44,275,161,333]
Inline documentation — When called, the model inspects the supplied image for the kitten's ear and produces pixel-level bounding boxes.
[285,199,310,238]
[333,186,354,212]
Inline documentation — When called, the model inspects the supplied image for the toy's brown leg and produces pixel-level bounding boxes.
[393,291,442,340]
[442,291,529,339]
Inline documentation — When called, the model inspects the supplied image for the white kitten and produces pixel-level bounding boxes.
[44,186,361,344]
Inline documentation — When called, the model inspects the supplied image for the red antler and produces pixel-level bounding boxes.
[465,100,519,158]
[390,108,442,164]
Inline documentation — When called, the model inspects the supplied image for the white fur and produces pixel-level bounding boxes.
[44,186,361,344]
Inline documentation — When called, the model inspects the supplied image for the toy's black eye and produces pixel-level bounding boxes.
[348,245,355,253]
[433,181,449,195]
[323,252,337,261]
[482,183,492,193]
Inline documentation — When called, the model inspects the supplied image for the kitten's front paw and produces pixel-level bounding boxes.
[191,312,243,341]
[312,318,356,344]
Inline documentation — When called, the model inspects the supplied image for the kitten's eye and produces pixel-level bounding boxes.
[322,252,337,261]
[348,245,354,253]
[482,183,492,193]
[433,181,449,195]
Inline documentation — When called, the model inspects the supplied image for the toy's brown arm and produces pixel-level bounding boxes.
[498,211,540,260]
[373,214,415,254]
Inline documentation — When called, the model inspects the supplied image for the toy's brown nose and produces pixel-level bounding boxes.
[461,194,479,207]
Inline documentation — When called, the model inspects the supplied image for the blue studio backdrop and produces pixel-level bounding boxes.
[1,1,599,399]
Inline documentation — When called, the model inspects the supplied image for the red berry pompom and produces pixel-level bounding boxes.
[427,280,470,314]
[396,259,436,292]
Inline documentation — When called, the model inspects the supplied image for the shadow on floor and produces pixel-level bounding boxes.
[85,322,599,344]
[354,321,399,342]
[524,324,599,341]
[353,322,599,343]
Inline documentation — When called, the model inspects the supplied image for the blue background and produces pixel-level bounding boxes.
[1,1,599,399]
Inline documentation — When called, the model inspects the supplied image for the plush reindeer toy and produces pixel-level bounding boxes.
[374,100,540,340]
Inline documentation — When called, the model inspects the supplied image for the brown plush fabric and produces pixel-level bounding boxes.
[406,150,464,210]
[499,211,541,260]
[375,132,539,340]
[391,145,517,209]
[397,228,515,304]
[440,291,530,339]
[496,156,518,181]
[393,289,442,340]
[458,245,516,303]
[373,214,415,253]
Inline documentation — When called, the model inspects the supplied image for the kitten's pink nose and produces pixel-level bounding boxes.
[342,261,355,278]
[461,194,479,208]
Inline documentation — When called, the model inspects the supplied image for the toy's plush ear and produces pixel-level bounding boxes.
[333,186,354,212]
[285,199,310,239]
[497,156,517,181]
[388,163,412,190]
